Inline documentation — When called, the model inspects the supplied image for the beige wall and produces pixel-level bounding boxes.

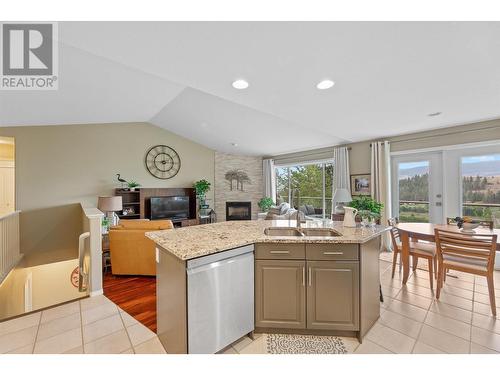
[0,123,215,255]
[272,118,500,175]
[214,152,263,221]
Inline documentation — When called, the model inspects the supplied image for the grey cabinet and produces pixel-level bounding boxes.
[307,261,359,331]
[255,259,306,329]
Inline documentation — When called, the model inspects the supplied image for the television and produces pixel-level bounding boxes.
[150,196,190,220]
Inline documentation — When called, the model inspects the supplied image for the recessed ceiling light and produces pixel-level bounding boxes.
[231,142,238,147]
[232,79,249,90]
[428,112,442,117]
[316,79,335,90]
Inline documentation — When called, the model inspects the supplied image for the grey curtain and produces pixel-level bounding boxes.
[332,146,351,212]
[371,141,392,250]
[263,158,276,203]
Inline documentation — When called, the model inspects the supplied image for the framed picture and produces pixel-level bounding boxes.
[351,174,371,196]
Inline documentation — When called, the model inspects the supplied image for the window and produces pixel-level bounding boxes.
[461,154,500,220]
[274,161,334,219]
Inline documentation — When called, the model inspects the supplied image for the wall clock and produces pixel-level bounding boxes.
[145,145,181,179]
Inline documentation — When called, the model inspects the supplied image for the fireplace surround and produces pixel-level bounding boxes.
[226,201,252,221]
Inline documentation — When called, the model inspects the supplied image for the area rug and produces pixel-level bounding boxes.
[265,333,347,354]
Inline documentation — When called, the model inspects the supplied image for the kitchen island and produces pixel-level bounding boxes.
[146,220,389,354]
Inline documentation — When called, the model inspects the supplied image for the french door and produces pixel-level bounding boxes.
[391,153,444,224]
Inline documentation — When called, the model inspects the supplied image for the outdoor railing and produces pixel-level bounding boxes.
[0,211,22,284]
[398,200,500,222]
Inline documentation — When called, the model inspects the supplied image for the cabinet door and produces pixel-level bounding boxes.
[255,260,306,329]
[307,261,359,331]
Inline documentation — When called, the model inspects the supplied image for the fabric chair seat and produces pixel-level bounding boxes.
[443,254,488,272]
[396,241,436,256]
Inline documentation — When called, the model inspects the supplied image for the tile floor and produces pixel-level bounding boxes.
[0,294,165,354]
[1,252,499,354]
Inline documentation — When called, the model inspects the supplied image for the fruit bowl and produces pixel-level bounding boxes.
[461,222,480,233]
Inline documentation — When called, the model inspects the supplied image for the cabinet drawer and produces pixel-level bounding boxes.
[306,244,358,261]
[255,243,305,260]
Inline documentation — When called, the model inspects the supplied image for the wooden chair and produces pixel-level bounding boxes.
[435,229,497,316]
[446,217,494,230]
[388,218,437,290]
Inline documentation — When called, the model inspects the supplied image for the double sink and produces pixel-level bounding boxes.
[264,227,342,238]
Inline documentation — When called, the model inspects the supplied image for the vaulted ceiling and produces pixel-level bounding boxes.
[2,22,500,155]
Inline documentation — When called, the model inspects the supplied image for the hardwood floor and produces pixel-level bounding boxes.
[103,273,157,332]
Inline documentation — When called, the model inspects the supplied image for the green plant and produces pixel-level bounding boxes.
[258,197,274,212]
[193,179,211,197]
[127,181,141,188]
[348,196,383,215]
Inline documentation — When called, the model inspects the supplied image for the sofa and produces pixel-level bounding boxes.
[109,219,173,276]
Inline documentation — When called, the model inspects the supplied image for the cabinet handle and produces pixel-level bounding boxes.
[308,267,312,287]
[302,266,305,286]
[270,250,290,254]
[323,251,343,255]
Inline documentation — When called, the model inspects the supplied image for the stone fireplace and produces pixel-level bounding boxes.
[226,201,252,221]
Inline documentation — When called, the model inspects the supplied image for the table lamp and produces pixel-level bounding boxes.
[98,196,123,228]
[333,188,352,214]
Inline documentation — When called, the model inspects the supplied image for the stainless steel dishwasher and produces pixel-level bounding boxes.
[186,244,254,354]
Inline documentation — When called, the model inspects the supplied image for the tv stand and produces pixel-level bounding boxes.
[115,188,198,225]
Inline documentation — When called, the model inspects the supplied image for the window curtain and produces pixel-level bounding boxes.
[371,141,392,251]
[332,147,351,213]
[263,158,276,203]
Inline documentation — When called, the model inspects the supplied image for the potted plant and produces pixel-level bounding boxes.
[193,179,211,207]
[127,181,141,191]
[258,197,274,213]
[347,196,383,224]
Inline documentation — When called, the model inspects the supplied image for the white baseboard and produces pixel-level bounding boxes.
[90,289,103,297]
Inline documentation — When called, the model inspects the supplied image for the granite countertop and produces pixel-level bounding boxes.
[146,220,389,261]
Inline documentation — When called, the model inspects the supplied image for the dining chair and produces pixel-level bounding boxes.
[446,217,494,230]
[435,229,497,316]
[388,218,437,290]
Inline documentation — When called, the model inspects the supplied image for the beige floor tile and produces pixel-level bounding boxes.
[37,312,81,341]
[474,292,500,306]
[63,346,84,354]
[400,283,434,299]
[33,327,82,354]
[134,337,167,354]
[387,300,428,322]
[342,337,360,353]
[40,301,80,324]
[447,271,475,283]
[473,301,499,317]
[472,312,500,335]
[84,329,131,354]
[82,313,124,343]
[6,343,34,354]
[394,290,433,310]
[380,296,394,310]
[0,312,41,337]
[354,339,393,354]
[424,311,471,340]
[430,301,472,324]
[81,302,118,326]
[380,276,403,289]
[442,277,475,291]
[406,275,433,290]
[126,323,156,347]
[121,348,135,354]
[471,326,500,352]
[379,310,422,339]
[231,335,253,352]
[366,322,415,353]
[80,295,114,311]
[440,285,474,301]
[412,341,445,354]
[220,346,238,354]
[437,293,473,311]
[381,285,401,299]
[0,325,38,354]
[470,342,499,354]
[238,335,267,354]
[475,284,500,296]
[119,310,140,327]
[418,325,469,353]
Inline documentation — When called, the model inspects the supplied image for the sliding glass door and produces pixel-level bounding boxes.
[391,153,443,223]
[275,161,333,219]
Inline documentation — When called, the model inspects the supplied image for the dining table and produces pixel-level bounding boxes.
[395,222,500,284]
